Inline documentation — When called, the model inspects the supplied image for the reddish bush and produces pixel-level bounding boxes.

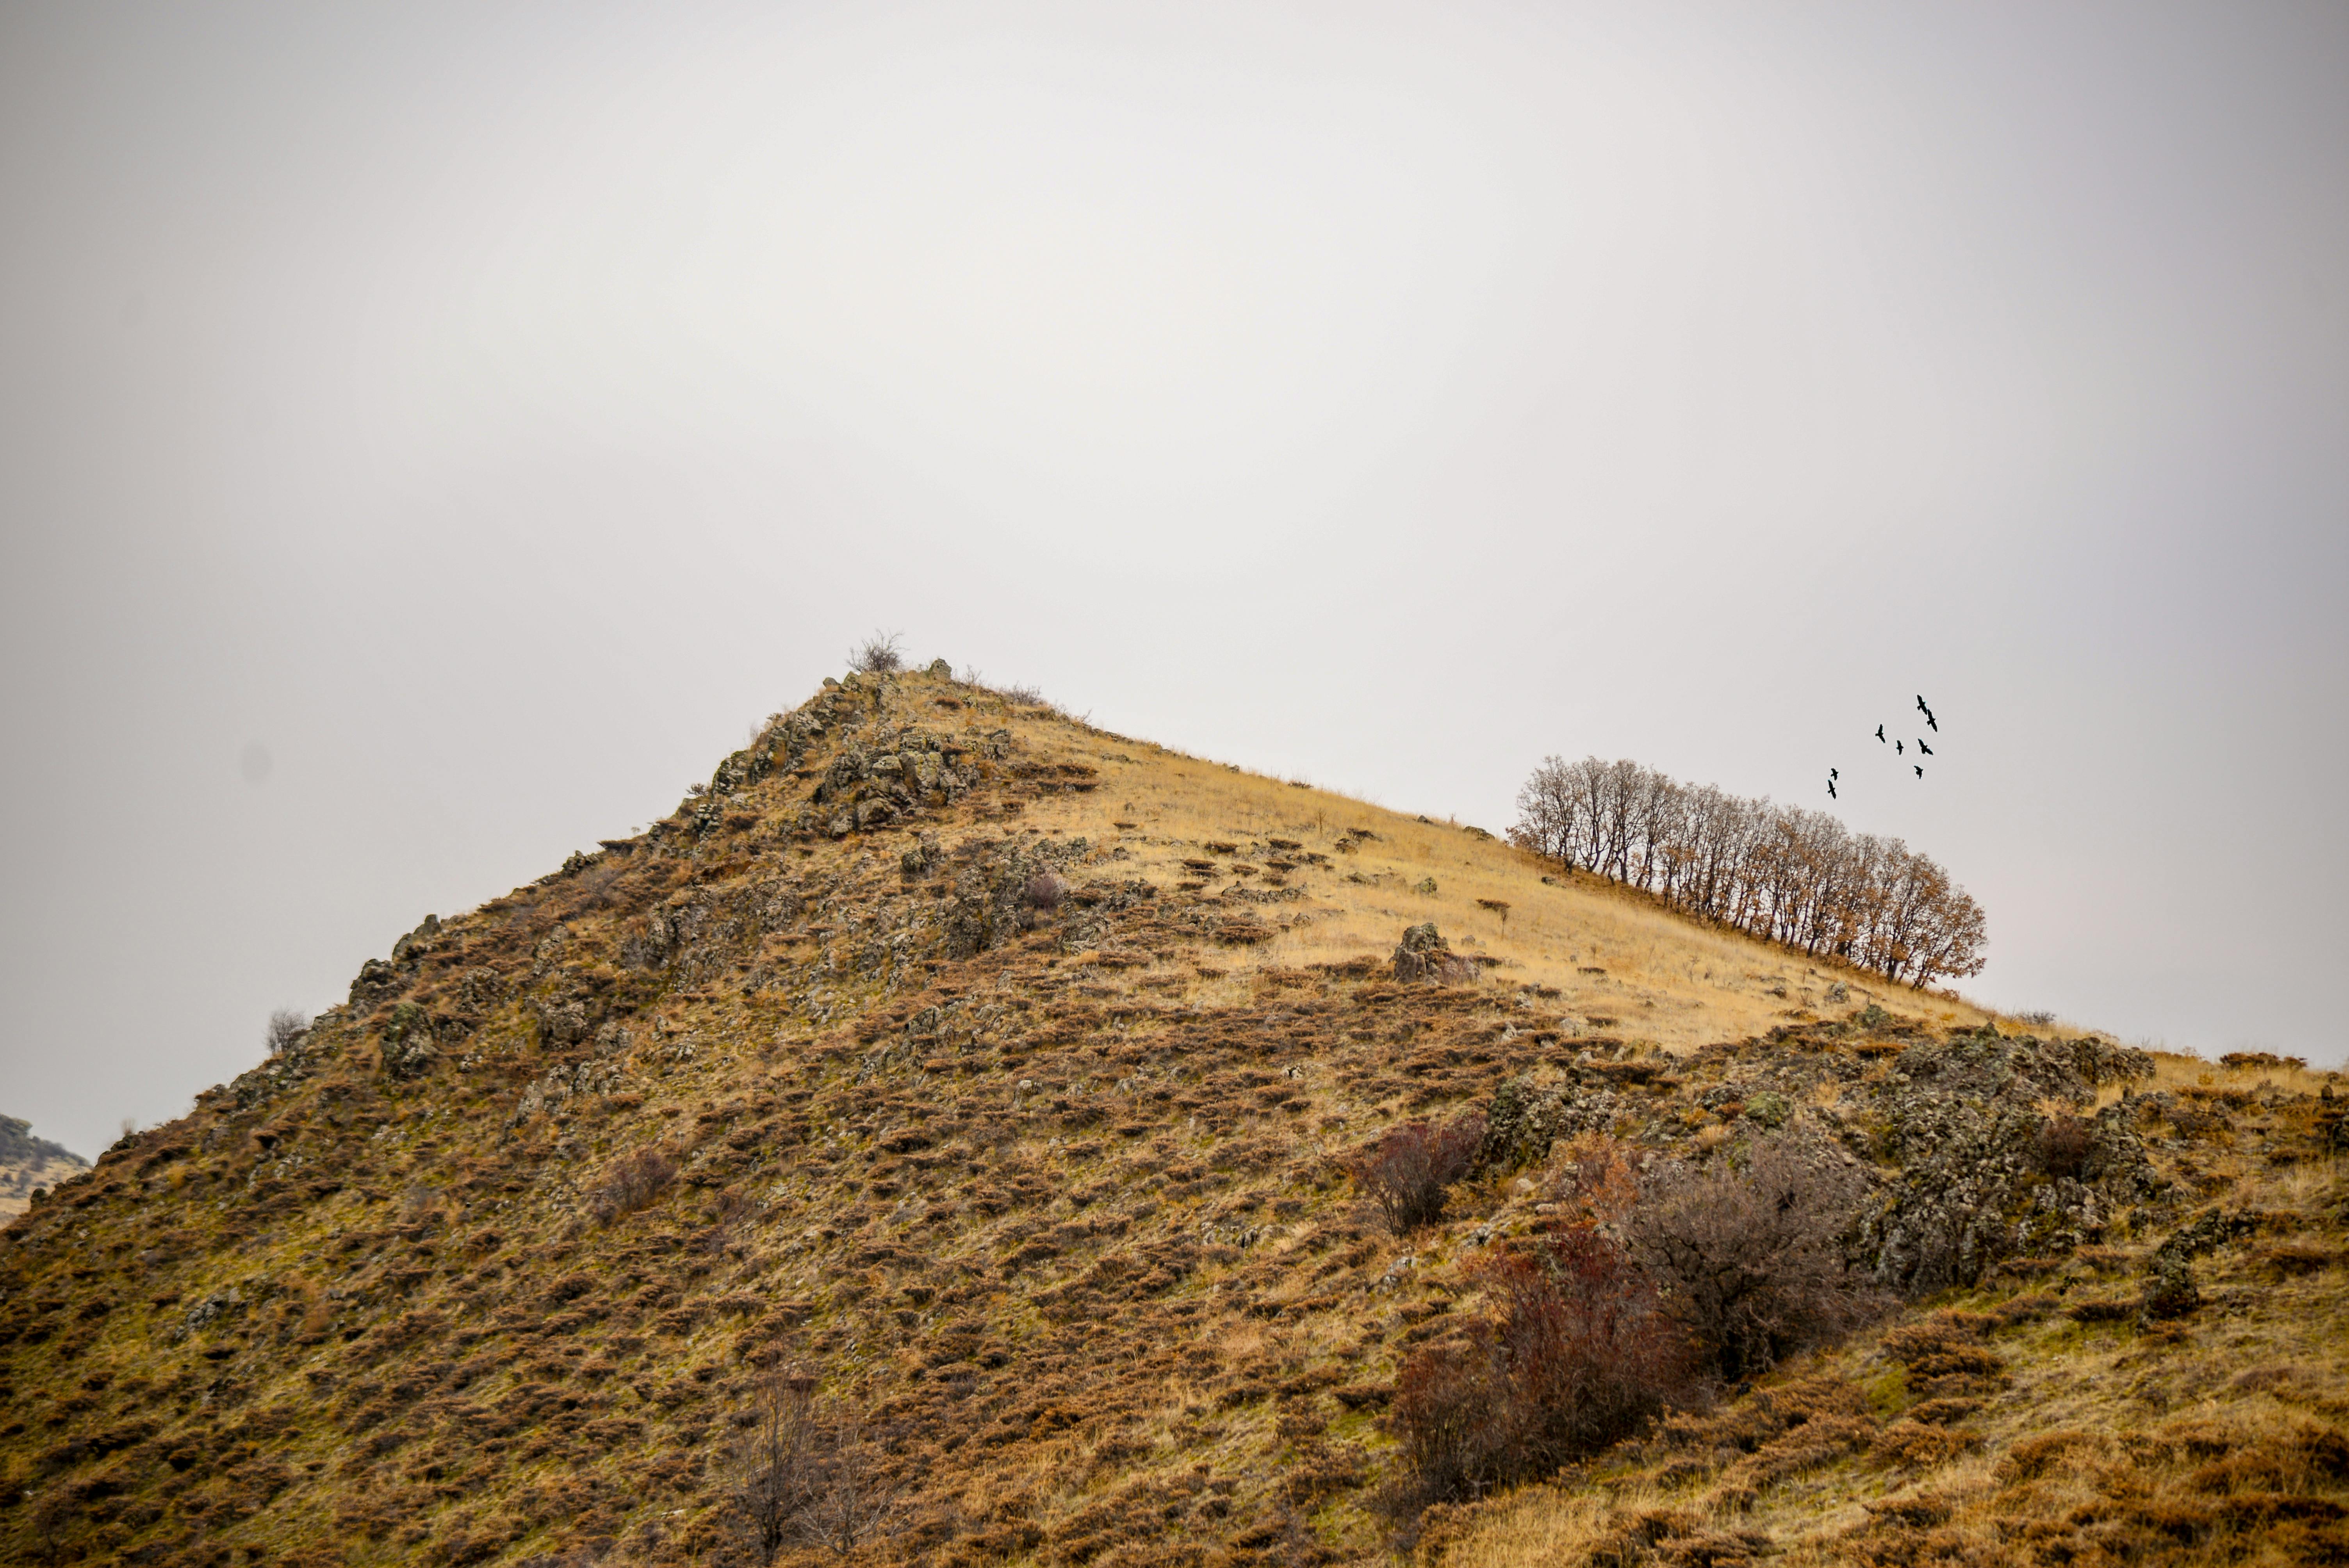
[1391,1227,1686,1507]
[2037,1115,2096,1179]
[1345,1115,1484,1235]
[1627,1140,1883,1382]
[589,1148,677,1226]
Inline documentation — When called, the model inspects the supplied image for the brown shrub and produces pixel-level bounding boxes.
[1871,1420,1980,1470]
[1344,1115,1484,1235]
[849,631,905,675]
[1389,1227,1688,1509]
[589,1148,677,1226]
[1998,1428,2106,1482]
[2035,1114,2096,1179]
[1628,1140,1885,1381]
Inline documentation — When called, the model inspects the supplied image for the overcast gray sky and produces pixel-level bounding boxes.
[4,2,2344,1158]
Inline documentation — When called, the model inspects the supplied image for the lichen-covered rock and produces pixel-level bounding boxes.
[348,957,398,1009]
[380,1002,437,1081]
[902,833,944,879]
[1393,923,1450,982]
[1474,1073,1621,1171]
[942,838,1093,959]
[1856,1034,2162,1291]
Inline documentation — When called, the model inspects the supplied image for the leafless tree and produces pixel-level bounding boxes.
[731,1371,901,1561]
[1509,754,1986,986]
[265,1009,309,1058]
[849,630,905,674]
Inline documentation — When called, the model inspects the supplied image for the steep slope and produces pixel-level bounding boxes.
[1420,1056,2349,1568]
[0,1117,87,1223]
[3,664,2336,1568]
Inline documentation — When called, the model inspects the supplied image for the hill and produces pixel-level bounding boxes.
[3,663,2342,1567]
[0,1117,87,1223]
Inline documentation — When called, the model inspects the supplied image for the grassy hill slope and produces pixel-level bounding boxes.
[0,1117,88,1224]
[2,665,2340,1568]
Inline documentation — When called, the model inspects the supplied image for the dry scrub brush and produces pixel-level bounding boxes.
[1390,1226,1689,1512]
[588,1146,677,1226]
[1344,1115,1484,1236]
[1387,1137,1884,1516]
[1627,1137,1886,1382]
[729,1371,901,1561]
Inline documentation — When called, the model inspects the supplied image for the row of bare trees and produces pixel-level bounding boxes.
[1510,755,1986,987]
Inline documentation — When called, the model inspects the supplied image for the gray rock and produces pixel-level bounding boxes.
[1392,923,1449,981]
[381,1002,437,1081]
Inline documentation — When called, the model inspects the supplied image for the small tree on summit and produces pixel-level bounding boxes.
[265,1009,308,1058]
[849,630,905,674]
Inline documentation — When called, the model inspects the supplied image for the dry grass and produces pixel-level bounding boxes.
[1420,1153,2349,1568]
[995,706,1999,1053]
[5,666,2332,1568]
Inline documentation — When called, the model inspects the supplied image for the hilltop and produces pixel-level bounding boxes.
[3,663,2342,1568]
[0,1117,87,1223]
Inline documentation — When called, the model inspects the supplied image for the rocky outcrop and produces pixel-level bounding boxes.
[809,725,982,836]
[941,838,1093,959]
[1394,923,1477,984]
[1857,1035,2163,1291]
[1474,1073,1624,1171]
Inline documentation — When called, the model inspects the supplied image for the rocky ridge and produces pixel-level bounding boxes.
[0,666,2340,1568]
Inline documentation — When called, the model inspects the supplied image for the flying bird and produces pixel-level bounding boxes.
[1914,765,1923,779]
[1828,777,1838,800]
[1896,739,1904,756]
[1875,724,1886,743]
[1918,695,1938,732]
[1918,739,1934,757]
[1831,768,1839,780]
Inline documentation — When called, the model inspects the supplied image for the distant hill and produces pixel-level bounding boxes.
[2,663,2340,1567]
[0,1115,87,1222]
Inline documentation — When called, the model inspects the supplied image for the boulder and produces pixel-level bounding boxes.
[1392,923,1448,981]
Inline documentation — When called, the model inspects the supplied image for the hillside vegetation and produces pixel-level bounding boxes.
[2,665,2341,1568]
[0,1117,87,1223]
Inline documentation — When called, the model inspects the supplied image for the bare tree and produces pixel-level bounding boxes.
[265,1009,309,1058]
[731,1371,900,1561]
[1509,754,1986,987]
[848,630,905,674]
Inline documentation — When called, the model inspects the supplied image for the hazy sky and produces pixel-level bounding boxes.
[4,2,2344,1158]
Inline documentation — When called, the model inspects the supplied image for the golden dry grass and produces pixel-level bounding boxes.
[989,698,1999,1052]
[8,668,2336,1568]
[1419,1150,2349,1568]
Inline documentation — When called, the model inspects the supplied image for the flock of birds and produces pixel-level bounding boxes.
[1827,694,1937,802]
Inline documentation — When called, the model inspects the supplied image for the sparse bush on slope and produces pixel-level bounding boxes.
[1392,1226,1688,1510]
[588,1146,677,1225]
[1346,1114,1484,1235]
[849,629,905,674]
[1627,1138,1886,1382]
[264,1007,308,1057]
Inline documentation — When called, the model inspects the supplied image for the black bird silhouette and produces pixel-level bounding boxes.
[1896,739,1904,756]
[1831,768,1839,780]
[1828,778,1837,800]
[1918,739,1934,757]
[1918,695,1938,732]
[1914,765,1923,779]
[1875,724,1886,743]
